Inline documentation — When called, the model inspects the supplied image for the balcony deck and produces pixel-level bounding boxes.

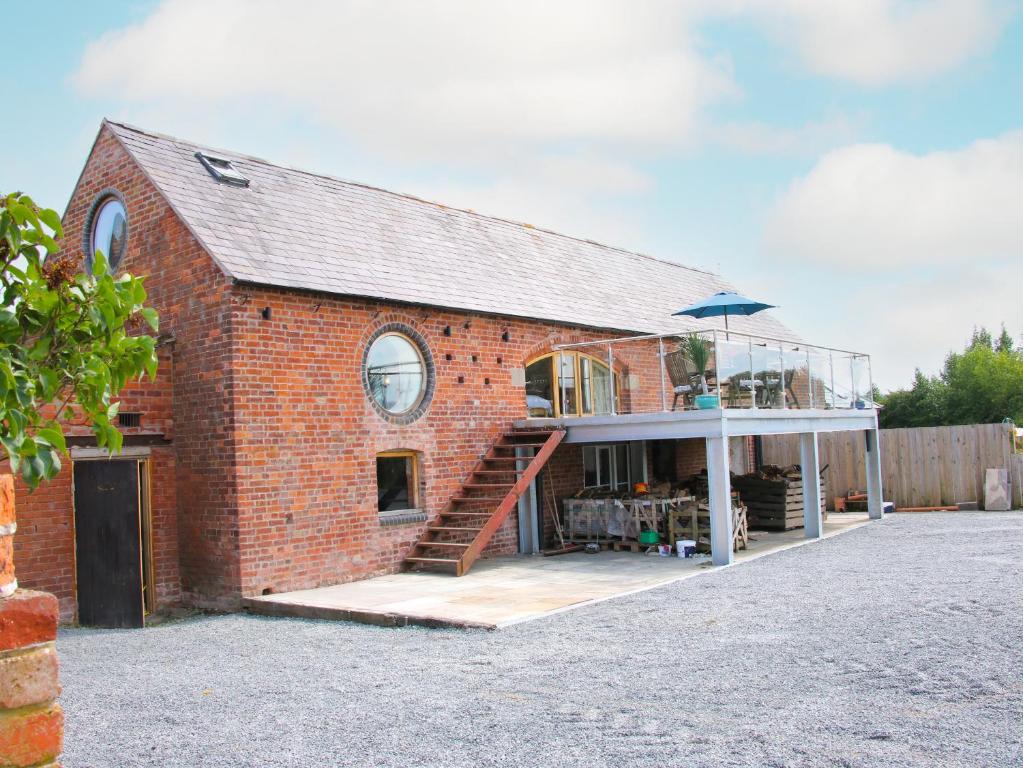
[517,406,879,442]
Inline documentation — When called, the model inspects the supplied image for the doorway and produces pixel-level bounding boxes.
[73,459,153,628]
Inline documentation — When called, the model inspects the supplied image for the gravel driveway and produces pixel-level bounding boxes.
[58,513,1023,768]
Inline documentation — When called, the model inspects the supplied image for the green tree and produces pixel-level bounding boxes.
[995,324,1015,354]
[0,192,158,487]
[879,325,1023,428]
[877,369,948,428]
[942,337,1023,425]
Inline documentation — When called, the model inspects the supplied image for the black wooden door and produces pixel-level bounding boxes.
[73,461,143,628]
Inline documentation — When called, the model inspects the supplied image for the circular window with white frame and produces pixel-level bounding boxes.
[82,189,128,271]
[362,324,435,423]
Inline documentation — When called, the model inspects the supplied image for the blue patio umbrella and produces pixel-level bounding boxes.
[672,291,775,338]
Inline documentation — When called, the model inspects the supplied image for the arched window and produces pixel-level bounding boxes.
[524,351,618,418]
[83,191,128,271]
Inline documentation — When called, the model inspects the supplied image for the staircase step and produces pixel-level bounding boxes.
[462,483,513,489]
[503,430,559,437]
[494,442,547,449]
[416,541,471,549]
[428,526,482,533]
[472,469,521,475]
[405,557,459,565]
[452,496,508,502]
[440,511,494,518]
[481,456,530,463]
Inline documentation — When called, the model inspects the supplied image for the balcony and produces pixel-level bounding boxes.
[517,329,879,442]
[515,329,886,567]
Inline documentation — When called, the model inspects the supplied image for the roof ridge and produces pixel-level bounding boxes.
[104,119,719,278]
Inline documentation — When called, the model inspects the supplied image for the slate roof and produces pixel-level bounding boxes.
[105,120,794,339]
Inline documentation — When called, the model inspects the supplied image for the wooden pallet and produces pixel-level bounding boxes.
[732,473,826,531]
[607,539,657,553]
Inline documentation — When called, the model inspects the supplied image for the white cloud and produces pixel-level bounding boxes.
[760,132,1023,388]
[74,0,736,164]
[72,1,1012,174]
[763,132,1023,268]
[733,0,1008,85]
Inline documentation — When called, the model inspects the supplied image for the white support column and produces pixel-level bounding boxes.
[865,428,884,520]
[705,436,734,566]
[799,432,823,538]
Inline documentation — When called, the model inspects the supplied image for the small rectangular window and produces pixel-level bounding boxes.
[377,452,418,513]
[195,152,250,187]
[118,412,142,428]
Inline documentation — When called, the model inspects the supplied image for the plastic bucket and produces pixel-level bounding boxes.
[638,529,660,545]
[676,539,696,558]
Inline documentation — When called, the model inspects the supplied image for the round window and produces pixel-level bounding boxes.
[365,332,427,415]
[89,197,128,269]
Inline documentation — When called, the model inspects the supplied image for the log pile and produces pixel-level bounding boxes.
[732,465,826,531]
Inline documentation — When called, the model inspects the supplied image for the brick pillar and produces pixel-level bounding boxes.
[0,474,63,768]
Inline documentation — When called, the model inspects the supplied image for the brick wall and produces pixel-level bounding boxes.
[228,287,638,596]
[0,474,63,767]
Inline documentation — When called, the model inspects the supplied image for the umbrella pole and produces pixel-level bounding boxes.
[724,310,729,341]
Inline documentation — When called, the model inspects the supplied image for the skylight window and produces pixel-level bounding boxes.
[195,152,249,187]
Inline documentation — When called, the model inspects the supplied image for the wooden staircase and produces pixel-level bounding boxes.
[404,427,566,576]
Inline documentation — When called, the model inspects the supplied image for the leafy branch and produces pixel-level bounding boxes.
[0,192,159,487]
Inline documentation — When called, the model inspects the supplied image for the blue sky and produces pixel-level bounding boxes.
[4,1,1022,389]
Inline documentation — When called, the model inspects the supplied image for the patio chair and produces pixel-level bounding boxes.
[784,368,800,408]
[664,349,701,410]
[759,371,782,407]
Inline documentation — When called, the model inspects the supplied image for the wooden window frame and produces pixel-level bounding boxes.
[376,450,420,516]
[525,351,619,418]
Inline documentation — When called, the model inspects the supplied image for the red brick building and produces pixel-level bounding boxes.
[15,121,843,625]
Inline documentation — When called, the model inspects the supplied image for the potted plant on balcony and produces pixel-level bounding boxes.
[682,333,719,408]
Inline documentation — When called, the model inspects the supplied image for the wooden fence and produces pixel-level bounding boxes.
[761,423,1022,510]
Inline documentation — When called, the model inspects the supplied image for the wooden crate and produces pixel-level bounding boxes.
[733,473,827,531]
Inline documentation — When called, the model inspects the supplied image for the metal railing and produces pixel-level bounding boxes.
[548,329,874,417]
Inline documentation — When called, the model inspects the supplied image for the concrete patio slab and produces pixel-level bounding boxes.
[243,512,870,629]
